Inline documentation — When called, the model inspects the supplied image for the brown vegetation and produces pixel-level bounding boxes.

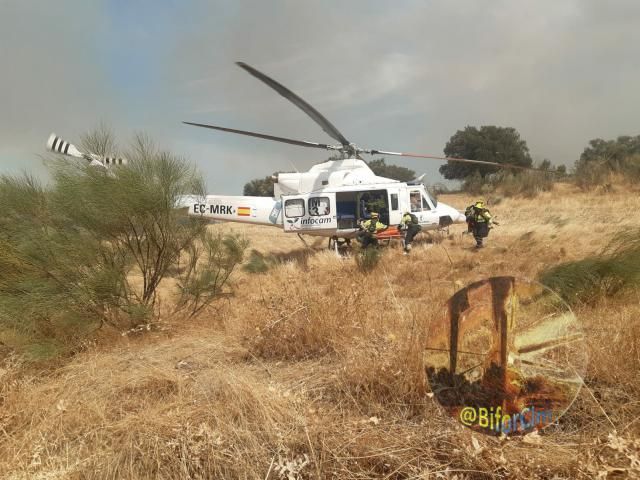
[1,183,639,479]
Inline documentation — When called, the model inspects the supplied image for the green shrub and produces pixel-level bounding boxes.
[462,169,554,198]
[355,247,382,272]
[175,231,248,317]
[488,169,554,198]
[574,154,640,189]
[621,154,640,182]
[462,171,485,195]
[0,174,123,357]
[52,134,206,306]
[574,157,613,190]
[243,249,274,274]
[0,130,208,357]
[539,228,640,306]
[430,183,450,195]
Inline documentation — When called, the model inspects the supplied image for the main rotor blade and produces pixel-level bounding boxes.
[236,62,351,146]
[183,121,335,151]
[369,149,539,171]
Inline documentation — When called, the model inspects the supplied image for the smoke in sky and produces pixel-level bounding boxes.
[1,0,639,193]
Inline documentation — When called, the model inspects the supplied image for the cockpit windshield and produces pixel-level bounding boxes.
[424,185,438,207]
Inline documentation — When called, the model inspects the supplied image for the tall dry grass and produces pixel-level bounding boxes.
[1,184,640,479]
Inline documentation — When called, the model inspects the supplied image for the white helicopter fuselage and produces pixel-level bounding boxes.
[187,158,466,237]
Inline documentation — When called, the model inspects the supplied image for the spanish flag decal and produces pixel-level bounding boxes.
[237,206,251,217]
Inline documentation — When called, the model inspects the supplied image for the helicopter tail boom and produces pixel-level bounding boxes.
[187,195,282,226]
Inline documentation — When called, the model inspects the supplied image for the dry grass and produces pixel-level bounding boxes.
[1,183,640,479]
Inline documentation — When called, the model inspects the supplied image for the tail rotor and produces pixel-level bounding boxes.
[47,133,127,167]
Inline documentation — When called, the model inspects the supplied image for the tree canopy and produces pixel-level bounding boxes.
[577,135,640,169]
[0,129,247,357]
[243,174,277,196]
[439,126,533,180]
[574,134,640,187]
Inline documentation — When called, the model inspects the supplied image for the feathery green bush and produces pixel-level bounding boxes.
[539,228,640,306]
[0,130,245,358]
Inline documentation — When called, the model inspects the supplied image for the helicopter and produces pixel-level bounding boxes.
[181,62,532,247]
[46,62,534,249]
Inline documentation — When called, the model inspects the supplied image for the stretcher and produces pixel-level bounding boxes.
[375,226,403,243]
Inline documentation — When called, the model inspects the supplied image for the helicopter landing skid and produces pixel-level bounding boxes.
[328,236,352,256]
[296,233,312,250]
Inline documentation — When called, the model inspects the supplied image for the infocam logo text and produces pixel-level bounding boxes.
[459,405,553,434]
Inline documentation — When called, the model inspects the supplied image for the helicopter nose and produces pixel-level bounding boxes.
[447,208,466,223]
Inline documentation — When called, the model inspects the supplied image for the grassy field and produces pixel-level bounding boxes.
[1,183,639,479]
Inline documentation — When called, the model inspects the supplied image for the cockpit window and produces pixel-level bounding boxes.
[390,193,399,211]
[425,187,438,207]
[422,194,431,211]
[410,191,421,212]
[284,198,305,218]
[308,196,330,216]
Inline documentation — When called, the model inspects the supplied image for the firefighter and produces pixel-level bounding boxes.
[357,212,387,248]
[465,200,493,248]
[399,211,422,254]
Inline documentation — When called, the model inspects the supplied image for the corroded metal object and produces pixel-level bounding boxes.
[426,277,587,436]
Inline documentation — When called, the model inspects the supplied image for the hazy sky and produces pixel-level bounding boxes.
[1,0,639,193]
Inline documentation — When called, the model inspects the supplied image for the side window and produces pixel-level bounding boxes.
[390,193,399,211]
[410,191,421,212]
[422,194,432,211]
[308,196,330,216]
[284,198,305,218]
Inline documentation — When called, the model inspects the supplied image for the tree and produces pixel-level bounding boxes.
[53,133,207,307]
[243,174,277,196]
[0,129,247,357]
[175,231,248,317]
[577,135,640,169]
[366,158,416,182]
[0,171,141,357]
[574,134,640,187]
[439,126,533,180]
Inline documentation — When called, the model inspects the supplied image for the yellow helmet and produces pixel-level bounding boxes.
[371,212,379,218]
[474,201,485,208]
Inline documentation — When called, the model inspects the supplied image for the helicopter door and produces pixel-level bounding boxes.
[409,189,439,227]
[282,193,337,232]
[420,191,440,227]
